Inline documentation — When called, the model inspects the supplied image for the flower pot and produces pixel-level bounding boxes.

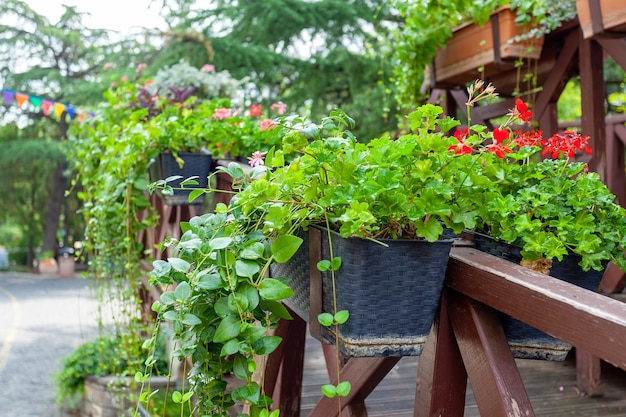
[472,232,605,361]
[271,226,453,357]
[82,375,170,417]
[577,0,626,39]
[149,152,213,206]
[433,6,544,87]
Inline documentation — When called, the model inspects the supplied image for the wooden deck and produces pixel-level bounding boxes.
[298,333,626,416]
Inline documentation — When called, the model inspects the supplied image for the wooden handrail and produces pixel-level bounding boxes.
[445,247,626,370]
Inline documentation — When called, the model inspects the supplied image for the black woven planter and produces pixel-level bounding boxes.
[472,232,605,361]
[272,226,453,357]
[150,152,212,206]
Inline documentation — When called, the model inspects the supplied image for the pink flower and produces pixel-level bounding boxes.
[201,64,215,73]
[247,151,267,167]
[271,101,287,115]
[103,63,113,70]
[212,108,231,120]
[136,63,147,74]
[121,75,128,82]
[259,118,276,131]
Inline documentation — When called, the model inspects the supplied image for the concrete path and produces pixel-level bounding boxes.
[0,272,100,417]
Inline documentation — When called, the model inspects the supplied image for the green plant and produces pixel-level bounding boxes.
[55,335,169,408]
[203,101,289,159]
[449,80,626,271]
[391,0,576,108]
[143,107,489,415]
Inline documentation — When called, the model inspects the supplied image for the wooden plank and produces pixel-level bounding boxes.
[414,290,467,417]
[308,356,401,417]
[533,30,579,121]
[598,38,626,71]
[445,248,626,371]
[599,262,626,294]
[447,291,535,417]
[579,33,607,180]
[260,311,307,417]
[576,349,602,396]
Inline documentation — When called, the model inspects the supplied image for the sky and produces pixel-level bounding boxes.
[24,0,166,33]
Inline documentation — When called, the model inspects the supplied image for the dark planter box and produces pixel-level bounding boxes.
[150,152,212,206]
[271,226,453,357]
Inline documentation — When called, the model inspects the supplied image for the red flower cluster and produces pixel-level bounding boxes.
[541,130,592,159]
[448,95,592,161]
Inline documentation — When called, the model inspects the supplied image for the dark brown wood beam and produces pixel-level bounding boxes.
[597,38,626,71]
[445,248,626,371]
[447,291,535,417]
[579,33,607,180]
[534,30,580,121]
[308,356,401,417]
[414,290,467,417]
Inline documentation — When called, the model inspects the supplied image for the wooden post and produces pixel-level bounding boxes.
[579,31,606,180]
[414,290,467,417]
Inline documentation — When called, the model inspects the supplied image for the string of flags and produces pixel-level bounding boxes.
[1,88,94,121]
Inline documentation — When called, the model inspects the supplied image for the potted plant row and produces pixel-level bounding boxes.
[143,79,626,414]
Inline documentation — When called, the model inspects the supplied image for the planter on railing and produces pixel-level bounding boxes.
[271,226,454,357]
[149,151,213,206]
[433,6,544,88]
[472,232,605,361]
[577,0,626,39]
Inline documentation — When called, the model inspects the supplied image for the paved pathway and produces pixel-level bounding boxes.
[0,271,100,416]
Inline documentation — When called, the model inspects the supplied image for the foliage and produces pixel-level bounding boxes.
[450,81,626,271]
[145,82,626,412]
[0,122,67,265]
[147,60,244,103]
[391,0,577,110]
[143,107,491,414]
[0,0,163,258]
[55,334,169,407]
[152,0,399,140]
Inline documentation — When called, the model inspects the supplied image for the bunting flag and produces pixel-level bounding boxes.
[0,87,92,121]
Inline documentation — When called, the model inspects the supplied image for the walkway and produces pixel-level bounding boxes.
[0,271,99,417]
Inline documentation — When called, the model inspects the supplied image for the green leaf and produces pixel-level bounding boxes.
[151,260,171,276]
[172,391,182,403]
[182,313,202,326]
[232,382,261,404]
[209,237,233,250]
[175,281,192,302]
[196,272,223,289]
[168,257,190,273]
[241,242,266,260]
[258,278,295,300]
[321,384,337,398]
[317,260,331,271]
[160,291,176,306]
[334,310,349,324]
[318,313,334,326]
[162,310,178,322]
[221,339,242,356]
[336,381,352,397]
[188,189,204,203]
[253,335,282,355]
[233,353,250,379]
[235,259,261,278]
[259,299,293,320]
[213,315,241,343]
[271,234,303,263]
[330,257,342,271]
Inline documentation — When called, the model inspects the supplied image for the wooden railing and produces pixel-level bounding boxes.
[261,247,626,417]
